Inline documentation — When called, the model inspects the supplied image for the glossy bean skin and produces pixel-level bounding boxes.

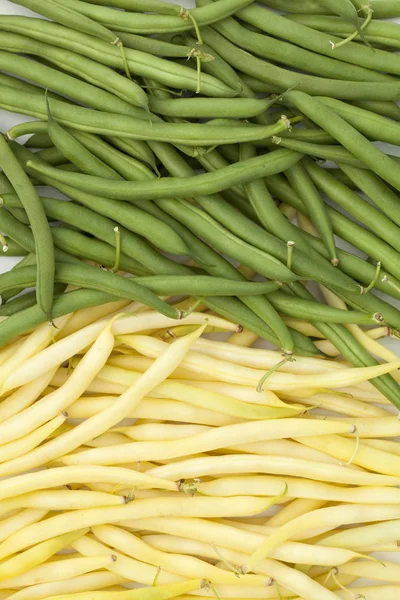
[0,31,148,109]
[0,263,179,319]
[0,16,235,98]
[200,26,400,101]
[50,0,255,34]
[258,0,400,18]
[203,0,392,83]
[284,91,400,193]
[148,97,274,119]
[0,136,55,320]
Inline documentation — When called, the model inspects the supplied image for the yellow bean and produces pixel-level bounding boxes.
[0,414,66,463]
[57,299,132,339]
[319,517,400,550]
[0,496,271,559]
[338,560,400,582]
[146,454,399,486]
[115,423,209,441]
[0,370,57,424]
[0,509,48,544]
[7,571,127,600]
[227,329,258,347]
[281,391,389,418]
[266,499,327,527]
[0,529,88,581]
[281,317,324,338]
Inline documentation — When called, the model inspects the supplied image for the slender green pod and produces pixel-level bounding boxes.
[1,238,27,257]
[115,31,191,57]
[285,160,337,265]
[0,137,54,320]
[83,0,183,15]
[200,26,400,100]
[148,97,274,119]
[105,137,158,173]
[352,100,400,122]
[284,91,400,193]
[338,164,400,228]
[259,0,400,18]
[287,13,400,40]
[0,284,67,318]
[25,148,303,200]
[49,0,256,34]
[271,137,365,167]
[0,30,148,109]
[304,159,400,255]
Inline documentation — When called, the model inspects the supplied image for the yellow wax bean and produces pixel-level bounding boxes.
[0,316,70,393]
[139,534,343,600]
[0,414,66,464]
[44,579,203,600]
[0,338,24,367]
[0,556,114,590]
[363,438,400,455]
[115,423,210,441]
[0,465,177,501]
[62,418,354,466]
[199,475,400,504]
[67,397,239,426]
[83,431,130,448]
[0,490,127,517]
[266,499,327,527]
[281,391,389,418]
[57,299,132,339]
[246,504,400,571]
[86,365,303,420]
[338,560,400,582]
[72,535,181,587]
[0,529,88,582]
[331,586,400,600]
[7,572,127,600]
[93,524,266,585]
[314,339,340,356]
[146,454,399,486]
[0,496,271,559]
[0,325,206,477]
[0,592,14,600]
[326,416,400,437]
[116,334,400,390]
[0,321,116,445]
[133,517,359,567]
[191,338,347,374]
[142,532,358,569]
[3,312,232,393]
[296,434,400,476]
[0,510,48,544]
[281,317,324,338]
[0,370,56,424]
[107,355,218,382]
[227,329,259,347]
[319,518,400,549]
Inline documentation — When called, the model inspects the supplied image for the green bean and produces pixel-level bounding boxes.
[287,14,400,43]
[8,207,32,226]
[317,96,400,146]
[115,31,191,57]
[280,129,335,144]
[0,17,235,98]
[1,238,28,257]
[351,100,400,122]
[271,137,365,167]
[337,164,400,228]
[25,146,303,200]
[301,232,400,301]
[239,75,281,95]
[0,263,180,319]
[203,0,391,83]
[0,137,54,320]
[51,0,255,35]
[284,91,400,193]
[50,228,149,276]
[83,0,182,15]
[26,134,53,150]
[267,172,400,285]
[236,4,400,77]
[285,160,337,265]
[200,26,400,101]
[0,86,296,146]
[0,31,148,110]
[11,0,119,44]
[35,147,68,167]
[0,284,67,318]
[131,276,283,297]
[304,159,400,255]
[148,97,274,119]
[0,52,143,119]
[258,0,400,18]
[267,290,381,325]
[325,168,358,189]
[105,137,158,173]
[336,287,400,331]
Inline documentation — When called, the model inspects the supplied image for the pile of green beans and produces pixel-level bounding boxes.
[0,0,400,407]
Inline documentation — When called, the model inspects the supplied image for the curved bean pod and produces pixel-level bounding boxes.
[0,137,54,320]
[148,97,274,119]
[271,137,365,167]
[259,0,400,18]
[25,147,303,200]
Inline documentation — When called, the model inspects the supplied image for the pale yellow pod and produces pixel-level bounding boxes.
[0,529,87,582]
[0,370,56,424]
[283,391,389,418]
[0,510,48,544]
[266,499,327,527]
[107,355,218,382]
[281,317,324,339]
[319,517,400,550]
[0,413,66,464]
[227,329,258,347]
[0,465,177,501]
[0,496,272,559]
[338,560,400,582]
[7,572,127,600]
[57,300,132,339]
